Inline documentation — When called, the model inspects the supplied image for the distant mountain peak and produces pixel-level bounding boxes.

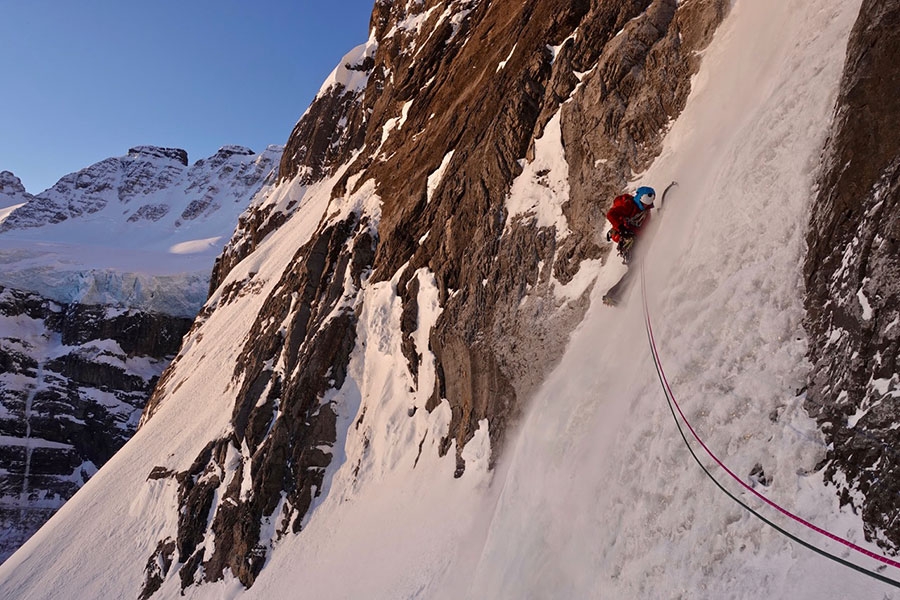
[0,170,26,194]
[0,171,34,215]
[0,145,282,315]
[126,146,189,166]
[214,145,255,158]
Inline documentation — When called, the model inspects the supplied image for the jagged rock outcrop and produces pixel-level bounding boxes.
[209,48,376,292]
[0,172,35,211]
[143,0,728,593]
[128,146,189,166]
[0,286,192,562]
[346,0,725,461]
[143,215,376,591]
[804,0,900,553]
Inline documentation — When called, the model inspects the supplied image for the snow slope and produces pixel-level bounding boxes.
[1,0,897,598]
[465,1,887,596]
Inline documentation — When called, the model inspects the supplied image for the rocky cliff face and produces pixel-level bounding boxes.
[140,0,729,593]
[0,286,191,562]
[0,173,34,213]
[804,0,900,554]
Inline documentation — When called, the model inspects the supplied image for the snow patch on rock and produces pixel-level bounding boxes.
[505,112,570,238]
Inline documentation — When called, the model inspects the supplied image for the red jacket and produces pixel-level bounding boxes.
[607,194,650,241]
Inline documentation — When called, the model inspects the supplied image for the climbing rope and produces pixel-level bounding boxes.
[639,264,900,590]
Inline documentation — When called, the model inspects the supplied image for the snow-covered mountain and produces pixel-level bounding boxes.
[0,172,34,225]
[0,145,281,563]
[0,144,283,316]
[2,0,900,598]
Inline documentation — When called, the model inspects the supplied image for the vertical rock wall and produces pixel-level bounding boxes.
[805,0,900,552]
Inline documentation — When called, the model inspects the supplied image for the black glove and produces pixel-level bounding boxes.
[625,214,645,229]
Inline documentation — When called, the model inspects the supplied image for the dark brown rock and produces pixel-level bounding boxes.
[354,0,725,470]
[138,538,175,600]
[147,214,376,589]
[399,272,421,386]
[804,0,900,553]
[208,205,287,295]
[127,146,189,166]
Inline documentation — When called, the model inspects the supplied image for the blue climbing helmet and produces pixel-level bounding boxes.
[633,186,656,210]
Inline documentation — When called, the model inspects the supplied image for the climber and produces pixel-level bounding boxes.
[605,186,656,263]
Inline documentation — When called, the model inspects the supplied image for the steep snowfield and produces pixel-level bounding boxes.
[465,1,893,598]
[0,174,331,598]
[0,0,896,599]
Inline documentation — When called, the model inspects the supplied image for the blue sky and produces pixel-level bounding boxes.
[0,1,375,193]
